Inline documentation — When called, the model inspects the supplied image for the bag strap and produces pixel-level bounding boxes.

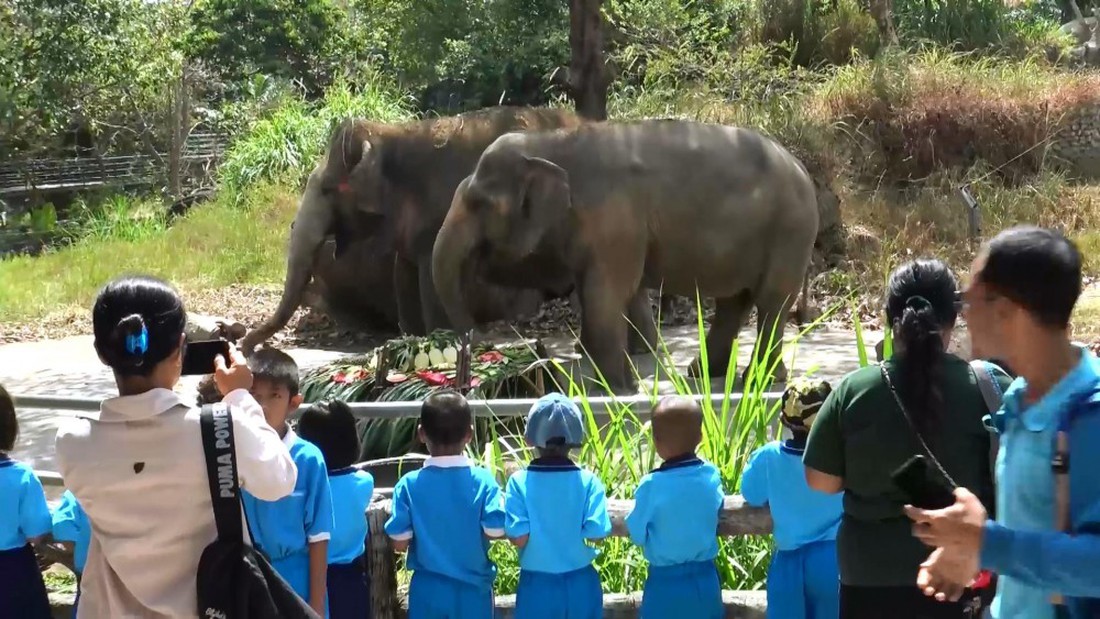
[969,360,1004,476]
[200,402,243,543]
[879,364,958,488]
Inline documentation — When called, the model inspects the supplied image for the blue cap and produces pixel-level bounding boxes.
[525,393,585,448]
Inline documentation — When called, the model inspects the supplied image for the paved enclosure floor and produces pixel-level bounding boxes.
[1,324,873,482]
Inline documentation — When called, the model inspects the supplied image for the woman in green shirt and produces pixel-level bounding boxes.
[803,259,1010,619]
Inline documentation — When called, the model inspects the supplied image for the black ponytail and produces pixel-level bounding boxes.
[93,276,187,377]
[884,260,959,435]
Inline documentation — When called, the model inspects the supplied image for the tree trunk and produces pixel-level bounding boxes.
[869,0,900,46]
[568,0,609,121]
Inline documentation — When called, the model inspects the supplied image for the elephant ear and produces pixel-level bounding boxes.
[519,156,571,230]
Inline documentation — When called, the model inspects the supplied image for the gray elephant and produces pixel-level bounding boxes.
[241,169,400,354]
[241,107,586,354]
[432,120,819,391]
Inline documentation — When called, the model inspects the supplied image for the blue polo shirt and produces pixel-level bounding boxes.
[741,440,842,551]
[384,455,505,589]
[52,490,91,574]
[0,456,51,551]
[986,347,1100,619]
[242,430,334,562]
[625,454,724,567]
[504,457,611,574]
[327,467,375,565]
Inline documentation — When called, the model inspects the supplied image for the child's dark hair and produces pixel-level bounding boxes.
[420,390,471,448]
[0,384,15,452]
[298,400,360,470]
[651,396,703,456]
[93,276,187,377]
[536,437,571,459]
[247,347,300,396]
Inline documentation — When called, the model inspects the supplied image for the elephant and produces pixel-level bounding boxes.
[319,106,584,335]
[240,169,401,354]
[241,107,585,354]
[432,119,819,391]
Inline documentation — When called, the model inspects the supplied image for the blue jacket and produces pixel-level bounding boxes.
[981,349,1100,618]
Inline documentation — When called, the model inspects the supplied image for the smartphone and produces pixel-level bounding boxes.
[181,339,231,376]
[891,455,956,510]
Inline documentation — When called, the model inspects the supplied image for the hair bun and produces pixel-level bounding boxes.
[115,314,149,359]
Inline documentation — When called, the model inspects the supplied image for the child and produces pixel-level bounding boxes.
[740,377,843,619]
[504,392,612,619]
[297,400,376,619]
[625,396,725,619]
[0,384,53,618]
[384,391,505,619]
[242,348,334,616]
[52,488,91,617]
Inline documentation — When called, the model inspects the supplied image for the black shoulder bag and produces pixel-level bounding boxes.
[197,403,320,619]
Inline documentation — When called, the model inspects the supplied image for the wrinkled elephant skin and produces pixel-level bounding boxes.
[433,120,819,391]
[318,106,582,335]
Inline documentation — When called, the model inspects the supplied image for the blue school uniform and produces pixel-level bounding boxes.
[625,454,725,619]
[0,455,53,618]
[741,439,843,619]
[384,455,505,619]
[242,430,334,613]
[52,489,91,617]
[326,467,375,619]
[504,457,611,619]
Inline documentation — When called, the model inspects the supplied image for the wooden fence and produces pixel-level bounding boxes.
[365,495,772,619]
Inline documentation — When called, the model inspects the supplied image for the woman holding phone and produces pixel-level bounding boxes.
[802,259,1011,619]
[54,275,298,618]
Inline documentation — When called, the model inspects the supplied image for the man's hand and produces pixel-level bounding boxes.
[904,487,987,552]
[917,546,980,602]
[214,344,253,395]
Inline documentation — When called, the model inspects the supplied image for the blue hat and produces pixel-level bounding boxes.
[525,393,585,448]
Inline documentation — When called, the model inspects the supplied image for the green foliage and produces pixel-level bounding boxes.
[217,75,413,196]
[0,0,185,157]
[350,0,568,111]
[186,0,354,98]
[893,0,1060,52]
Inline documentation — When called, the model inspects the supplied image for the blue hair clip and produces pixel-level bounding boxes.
[125,325,149,355]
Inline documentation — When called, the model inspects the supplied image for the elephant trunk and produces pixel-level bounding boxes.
[242,179,333,354]
[431,205,479,333]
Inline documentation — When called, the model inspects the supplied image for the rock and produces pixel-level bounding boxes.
[1061,17,1098,45]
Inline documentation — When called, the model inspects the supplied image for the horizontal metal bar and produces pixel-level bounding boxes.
[15,391,782,420]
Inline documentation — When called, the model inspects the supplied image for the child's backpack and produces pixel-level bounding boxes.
[196,403,320,619]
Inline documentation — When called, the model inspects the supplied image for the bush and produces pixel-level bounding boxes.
[217,74,414,196]
[808,48,1100,183]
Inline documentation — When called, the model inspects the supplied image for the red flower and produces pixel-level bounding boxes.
[478,351,505,364]
[332,371,349,384]
[351,368,369,382]
[470,377,482,388]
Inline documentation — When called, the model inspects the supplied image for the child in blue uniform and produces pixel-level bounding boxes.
[505,392,612,619]
[243,348,335,616]
[385,391,505,619]
[626,396,725,619]
[52,489,91,617]
[0,383,53,618]
[298,399,376,619]
[741,377,843,619]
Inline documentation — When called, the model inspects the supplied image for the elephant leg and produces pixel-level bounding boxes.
[659,294,677,325]
[418,261,451,334]
[577,276,634,393]
[752,290,798,385]
[689,290,753,381]
[394,254,426,335]
[626,290,659,354]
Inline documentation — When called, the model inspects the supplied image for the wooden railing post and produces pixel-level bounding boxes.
[367,499,403,619]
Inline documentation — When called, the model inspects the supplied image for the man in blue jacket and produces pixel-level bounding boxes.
[905,226,1100,619]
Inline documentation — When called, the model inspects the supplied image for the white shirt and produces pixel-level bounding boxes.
[55,388,297,618]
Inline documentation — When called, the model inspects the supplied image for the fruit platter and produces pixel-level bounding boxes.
[298,330,555,459]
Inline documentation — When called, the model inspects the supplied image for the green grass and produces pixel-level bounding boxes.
[0,183,297,321]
